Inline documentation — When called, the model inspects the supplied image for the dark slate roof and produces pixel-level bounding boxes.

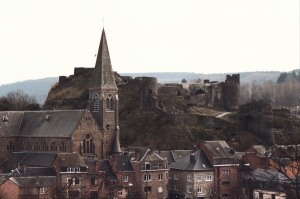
[154,151,174,164]
[98,159,118,182]
[92,28,117,89]
[57,153,86,167]
[112,155,134,172]
[14,152,56,167]
[0,112,24,136]
[154,150,194,164]
[171,150,194,162]
[18,110,85,137]
[0,110,85,137]
[128,147,149,161]
[11,167,56,176]
[203,141,235,158]
[169,150,213,171]
[9,176,56,188]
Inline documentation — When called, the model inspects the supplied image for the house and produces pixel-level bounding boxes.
[168,150,214,199]
[199,140,243,199]
[0,167,57,199]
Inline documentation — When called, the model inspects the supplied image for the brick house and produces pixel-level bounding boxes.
[168,150,214,199]
[200,141,243,199]
[0,167,57,199]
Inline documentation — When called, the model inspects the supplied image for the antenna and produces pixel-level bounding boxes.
[103,17,105,28]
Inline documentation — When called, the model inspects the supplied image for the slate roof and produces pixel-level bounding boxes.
[112,155,134,172]
[169,150,213,170]
[57,153,86,167]
[92,28,117,89]
[13,152,56,167]
[0,110,85,137]
[0,112,24,136]
[11,167,56,176]
[154,150,194,164]
[203,141,240,165]
[9,176,56,188]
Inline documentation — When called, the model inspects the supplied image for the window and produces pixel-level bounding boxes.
[74,178,80,185]
[123,175,128,182]
[158,174,163,181]
[186,185,192,193]
[75,167,80,172]
[145,162,151,170]
[144,186,151,193]
[91,178,97,185]
[83,134,94,154]
[158,163,164,169]
[223,170,230,176]
[40,187,45,194]
[197,186,202,193]
[106,94,114,111]
[67,178,72,185]
[205,174,212,181]
[92,93,100,112]
[174,184,178,191]
[196,175,202,182]
[187,174,192,182]
[222,181,230,186]
[174,173,178,180]
[158,186,163,193]
[118,189,122,196]
[144,174,151,182]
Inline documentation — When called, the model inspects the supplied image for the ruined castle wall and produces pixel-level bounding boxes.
[140,77,158,111]
[238,100,274,146]
[222,74,240,111]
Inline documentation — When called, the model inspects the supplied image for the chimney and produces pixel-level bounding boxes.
[135,149,140,161]
[190,153,196,163]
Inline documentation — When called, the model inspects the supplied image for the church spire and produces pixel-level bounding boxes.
[92,28,117,88]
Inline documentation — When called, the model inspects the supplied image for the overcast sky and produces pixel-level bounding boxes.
[0,0,299,85]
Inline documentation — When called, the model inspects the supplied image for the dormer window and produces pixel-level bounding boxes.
[2,115,8,122]
[145,162,151,170]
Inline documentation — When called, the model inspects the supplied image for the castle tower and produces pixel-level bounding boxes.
[89,28,120,158]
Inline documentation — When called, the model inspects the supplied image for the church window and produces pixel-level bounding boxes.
[26,142,31,150]
[92,93,100,112]
[60,142,66,152]
[106,94,114,111]
[83,134,94,154]
[50,142,57,151]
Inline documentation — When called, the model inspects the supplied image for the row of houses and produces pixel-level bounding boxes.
[1,140,296,199]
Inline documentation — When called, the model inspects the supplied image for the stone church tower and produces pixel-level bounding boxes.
[89,29,121,158]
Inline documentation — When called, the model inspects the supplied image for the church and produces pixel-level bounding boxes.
[0,29,121,161]
[0,28,169,199]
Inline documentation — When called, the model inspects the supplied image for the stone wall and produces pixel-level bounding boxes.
[237,100,274,146]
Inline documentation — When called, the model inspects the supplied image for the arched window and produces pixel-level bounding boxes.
[92,93,100,112]
[106,94,114,111]
[60,142,66,152]
[83,134,94,154]
[26,141,31,150]
[50,142,57,151]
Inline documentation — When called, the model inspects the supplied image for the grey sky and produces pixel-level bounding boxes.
[0,0,299,85]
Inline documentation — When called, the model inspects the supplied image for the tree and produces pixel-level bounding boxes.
[0,90,40,111]
[182,78,187,83]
